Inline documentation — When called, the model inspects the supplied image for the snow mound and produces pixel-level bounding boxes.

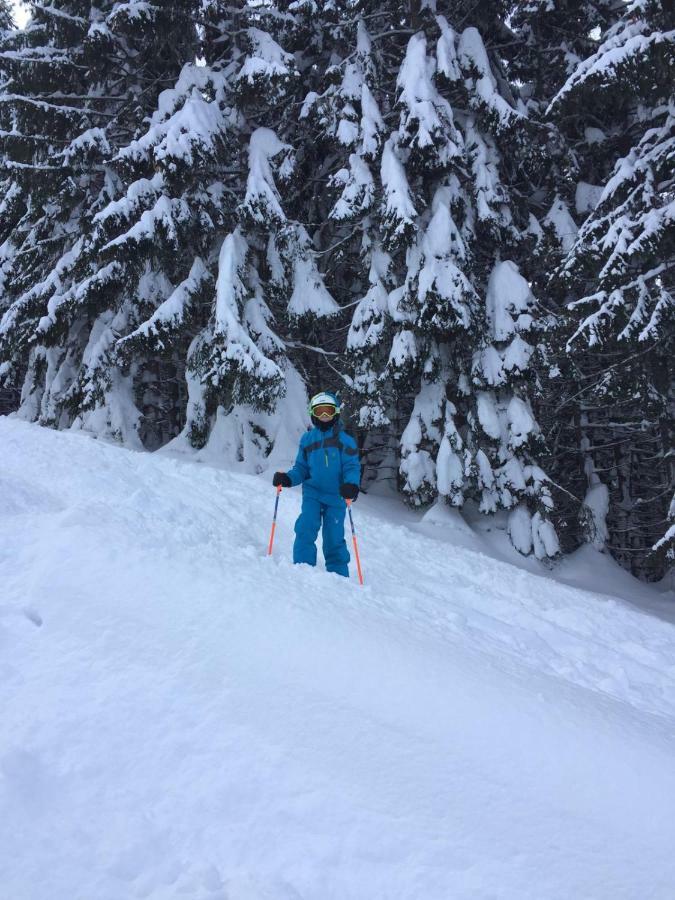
[1,417,674,900]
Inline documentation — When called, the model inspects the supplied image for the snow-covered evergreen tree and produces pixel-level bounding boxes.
[470,261,559,557]
[0,0,101,418]
[504,0,618,555]
[0,1,349,455]
[0,0,199,443]
[546,0,674,578]
[319,4,561,556]
[106,3,347,454]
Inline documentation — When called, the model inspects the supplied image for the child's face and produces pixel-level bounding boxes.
[313,404,337,422]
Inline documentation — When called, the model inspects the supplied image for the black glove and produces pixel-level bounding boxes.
[340,483,359,501]
[273,472,292,488]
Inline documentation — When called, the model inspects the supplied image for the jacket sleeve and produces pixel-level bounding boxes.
[341,433,361,486]
[286,437,310,486]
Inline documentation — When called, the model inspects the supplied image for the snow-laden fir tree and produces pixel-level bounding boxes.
[0,0,103,417]
[546,0,674,578]
[0,1,350,456]
[311,3,561,557]
[87,2,346,455]
[0,0,198,444]
[507,0,622,266]
[504,0,624,553]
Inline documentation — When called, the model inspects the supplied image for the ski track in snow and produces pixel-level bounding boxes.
[1,417,674,900]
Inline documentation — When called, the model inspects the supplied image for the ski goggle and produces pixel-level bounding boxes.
[311,403,337,420]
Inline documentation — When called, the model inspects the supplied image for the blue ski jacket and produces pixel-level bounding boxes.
[286,421,361,508]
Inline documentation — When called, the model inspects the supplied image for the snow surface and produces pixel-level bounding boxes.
[1,417,675,900]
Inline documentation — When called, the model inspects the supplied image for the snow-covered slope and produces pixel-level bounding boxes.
[1,417,674,900]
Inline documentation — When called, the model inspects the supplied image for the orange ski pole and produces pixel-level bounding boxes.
[267,484,282,555]
[346,499,364,585]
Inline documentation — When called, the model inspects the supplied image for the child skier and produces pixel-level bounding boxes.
[273,391,361,577]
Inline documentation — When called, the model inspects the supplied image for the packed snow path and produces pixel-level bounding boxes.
[1,418,675,900]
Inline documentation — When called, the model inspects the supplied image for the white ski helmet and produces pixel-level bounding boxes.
[308,391,341,416]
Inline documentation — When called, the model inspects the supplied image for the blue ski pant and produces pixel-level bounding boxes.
[293,496,350,577]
